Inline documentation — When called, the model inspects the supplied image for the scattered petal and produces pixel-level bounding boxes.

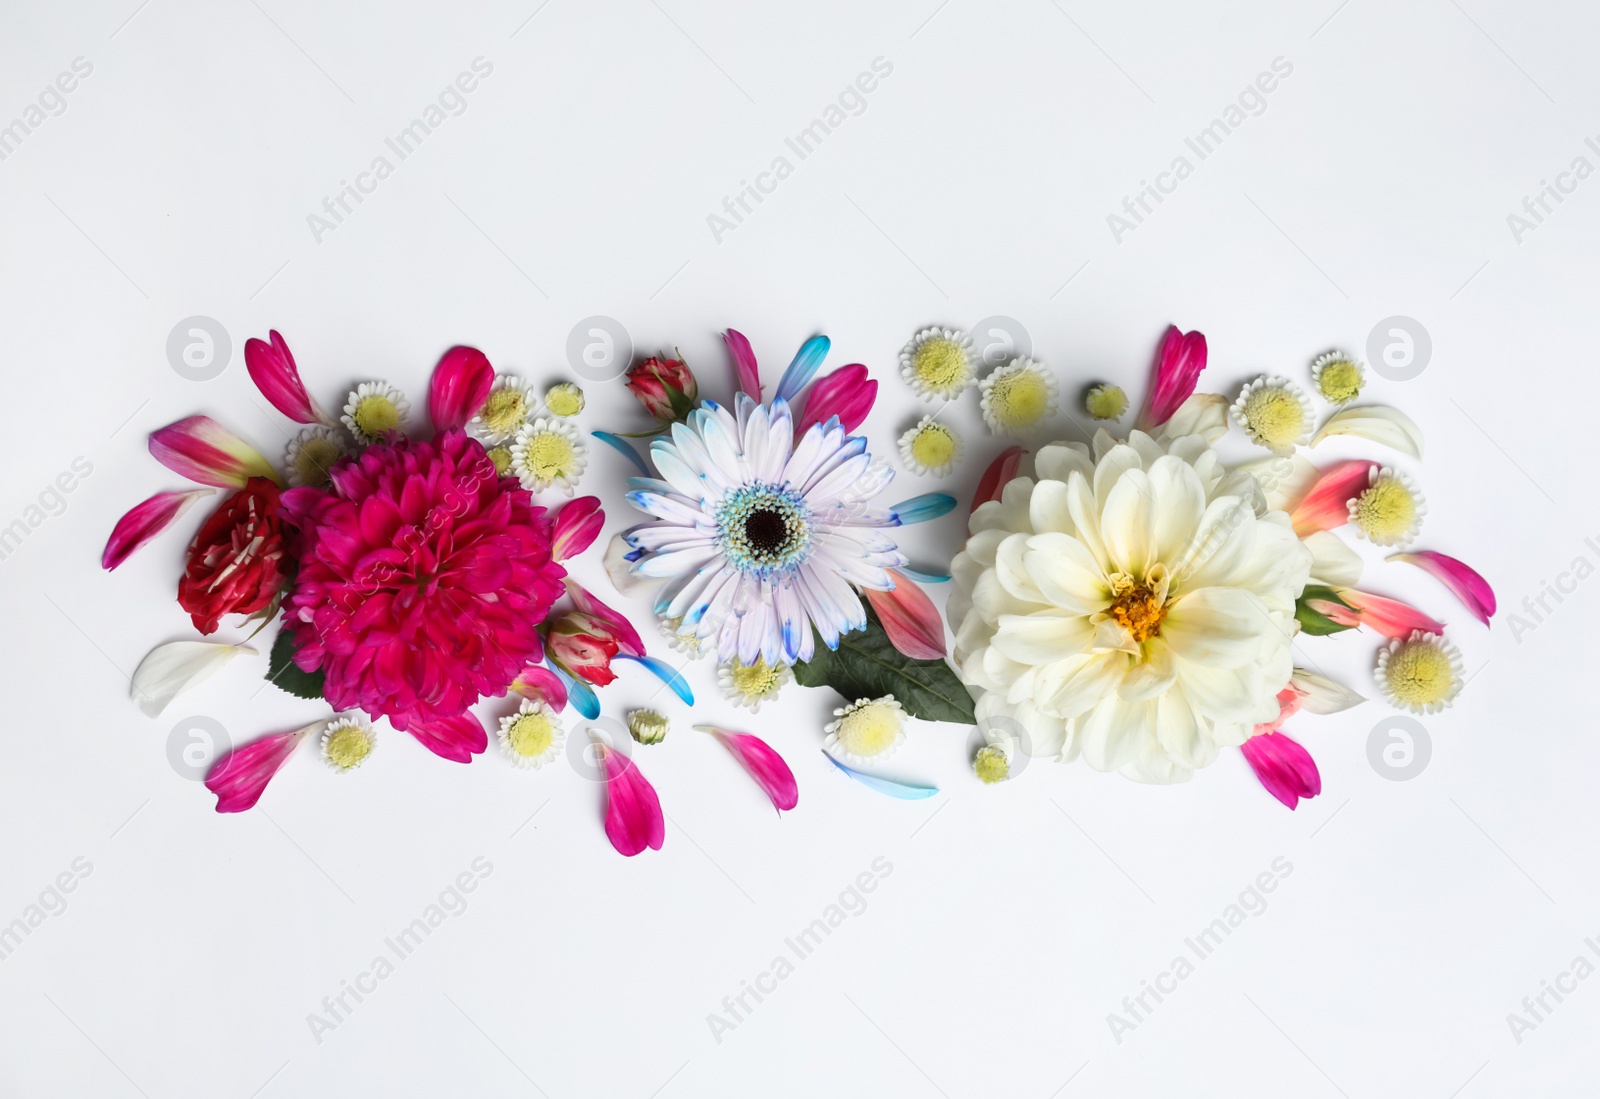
[1290,460,1381,536]
[1388,550,1496,626]
[1289,668,1365,715]
[774,335,830,404]
[723,328,762,400]
[511,664,569,712]
[549,658,599,720]
[797,363,875,436]
[971,446,1026,514]
[596,738,665,856]
[864,570,946,659]
[590,430,652,477]
[697,725,799,812]
[890,493,956,525]
[1159,391,1228,442]
[1240,732,1321,810]
[244,330,329,425]
[149,416,281,489]
[101,488,213,570]
[900,565,951,583]
[1311,404,1424,458]
[131,640,254,718]
[406,711,488,763]
[206,721,319,813]
[823,752,938,800]
[1322,588,1445,639]
[616,654,695,705]
[428,345,496,431]
[1137,325,1207,430]
[551,496,605,561]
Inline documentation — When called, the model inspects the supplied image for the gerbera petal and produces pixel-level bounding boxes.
[797,363,875,435]
[698,726,799,812]
[1136,325,1207,430]
[774,334,830,404]
[102,488,213,570]
[1310,404,1424,458]
[723,328,762,400]
[863,570,947,659]
[130,640,254,718]
[1290,460,1381,536]
[511,664,569,711]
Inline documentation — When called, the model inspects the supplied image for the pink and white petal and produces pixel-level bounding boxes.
[511,664,569,711]
[1290,460,1381,536]
[723,328,762,400]
[864,570,947,660]
[102,488,213,570]
[550,496,605,562]
[149,416,281,488]
[1387,550,1496,626]
[206,722,318,813]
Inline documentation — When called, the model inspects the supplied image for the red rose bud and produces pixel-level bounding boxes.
[625,356,697,424]
[548,611,625,685]
[177,477,287,634]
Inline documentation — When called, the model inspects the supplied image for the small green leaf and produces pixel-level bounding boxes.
[1295,585,1356,636]
[266,629,327,701]
[794,609,975,724]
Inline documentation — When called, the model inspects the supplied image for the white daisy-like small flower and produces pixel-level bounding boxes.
[1375,630,1462,715]
[979,357,1059,438]
[510,417,586,495]
[320,716,376,772]
[340,381,411,445]
[469,374,539,444]
[1230,376,1314,455]
[485,445,514,477]
[718,656,792,712]
[897,416,963,477]
[1085,383,1128,421]
[1311,351,1366,406]
[823,695,906,766]
[544,382,585,418]
[1348,465,1425,547]
[900,328,978,401]
[498,698,564,769]
[284,425,349,488]
[659,616,707,660]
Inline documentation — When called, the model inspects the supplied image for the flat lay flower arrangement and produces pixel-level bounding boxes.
[103,319,1494,855]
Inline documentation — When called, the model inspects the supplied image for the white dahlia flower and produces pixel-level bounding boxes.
[948,429,1312,784]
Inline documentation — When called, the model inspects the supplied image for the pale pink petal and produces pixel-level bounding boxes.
[244,330,328,425]
[1290,460,1381,536]
[1388,550,1495,626]
[1314,588,1444,639]
[971,446,1026,514]
[551,496,605,562]
[1136,325,1208,430]
[102,488,213,570]
[206,722,317,813]
[723,328,761,400]
[406,711,487,763]
[1240,731,1321,810]
[510,664,568,712]
[597,741,665,856]
[428,346,495,431]
[565,580,645,657]
[149,416,281,488]
[698,725,799,812]
[1251,687,1302,738]
[796,364,875,435]
[864,570,946,659]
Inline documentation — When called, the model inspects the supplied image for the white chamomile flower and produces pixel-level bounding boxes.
[284,425,348,488]
[470,374,539,444]
[1348,466,1425,547]
[900,328,978,401]
[498,698,564,769]
[340,381,410,445]
[321,716,376,772]
[718,656,792,712]
[1375,630,1463,715]
[510,417,586,495]
[979,357,1058,438]
[1231,376,1314,455]
[897,416,963,477]
[1311,351,1366,406]
[823,695,906,766]
[1085,383,1128,421]
[659,616,707,660]
[544,382,585,418]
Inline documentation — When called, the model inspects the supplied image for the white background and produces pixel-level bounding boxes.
[2,0,1596,1095]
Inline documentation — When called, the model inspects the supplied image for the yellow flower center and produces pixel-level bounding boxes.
[294,436,343,487]
[1351,476,1417,543]
[522,431,576,479]
[486,446,513,476]
[506,713,554,758]
[353,394,401,438]
[545,384,585,418]
[1317,361,1362,402]
[973,745,1009,784]
[909,424,956,469]
[911,338,971,393]
[989,369,1051,427]
[729,658,780,698]
[1086,385,1127,420]
[835,703,901,758]
[325,725,372,769]
[1384,640,1455,707]
[481,389,529,436]
[1241,387,1306,446]
[1108,580,1167,643]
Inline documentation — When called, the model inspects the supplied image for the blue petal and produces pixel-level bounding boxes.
[548,659,599,720]
[591,431,651,477]
[823,752,939,799]
[617,654,694,705]
[901,565,951,583]
[774,335,830,404]
[889,493,956,525]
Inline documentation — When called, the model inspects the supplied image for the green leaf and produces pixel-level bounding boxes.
[1295,584,1356,636]
[266,629,327,701]
[794,609,975,725]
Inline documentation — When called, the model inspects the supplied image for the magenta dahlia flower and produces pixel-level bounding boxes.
[279,429,565,744]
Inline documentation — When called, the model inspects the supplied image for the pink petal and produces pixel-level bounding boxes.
[406,711,487,763]
[101,488,213,570]
[723,328,762,400]
[864,570,946,659]
[510,664,568,712]
[1388,550,1496,627]
[1324,588,1445,639]
[796,364,875,435]
[428,346,495,431]
[551,496,605,562]
[565,581,645,657]
[205,723,314,813]
[1252,686,1302,738]
[1136,325,1208,430]
[149,415,282,488]
[597,742,665,856]
[1290,460,1381,536]
[971,446,1026,515]
[1240,731,1321,810]
[699,726,799,812]
[244,330,327,425]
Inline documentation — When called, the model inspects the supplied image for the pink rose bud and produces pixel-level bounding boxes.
[625,356,698,424]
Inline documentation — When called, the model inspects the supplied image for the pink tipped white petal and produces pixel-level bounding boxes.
[1137,325,1207,430]
[723,328,762,400]
[864,570,946,660]
[148,416,281,488]
[565,580,646,657]
[428,346,496,431]
[130,640,254,718]
[511,664,569,712]
[551,496,605,562]
[1388,550,1495,626]
[596,740,665,856]
[1290,459,1381,536]
[406,711,488,763]
[697,725,799,812]
[102,488,213,570]
[971,446,1026,515]
[1318,588,1445,639]
[205,721,318,813]
[797,364,876,436]
[1240,731,1321,810]
[244,330,328,425]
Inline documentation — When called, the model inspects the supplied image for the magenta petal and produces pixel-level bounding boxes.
[1137,325,1208,430]
[407,712,488,763]
[701,726,799,812]
[1240,732,1321,810]
[864,570,946,659]
[205,724,312,813]
[102,488,213,570]
[244,330,326,425]
[971,446,1026,514]
[149,415,281,488]
[797,364,875,435]
[510,664,568,712]
[1290,460,1381,536]
[565,581,645,657]
[428,346,495,431]
[598,743,665,856]
[723,328,762,400]
[1335,589,1445,639]
[551,496,605,562]
[1389,550,1496,626]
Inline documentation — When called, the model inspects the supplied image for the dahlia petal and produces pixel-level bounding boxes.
[130,640,254,718]
[427,345,495,431]
[1240,731,1321,809]
[1387,550,1496,626]
[863,570,946,659]
[774,334,830,404]
[149,416,281,489]
[1235,453,1318,512]
[1311,404,1424,458]
[1078,695,1155,772]
[407,712,487,763]
[991,611,1094,664]
[511,664,569,711]
[205,722,317,813]
[1099,470,1156,575]
[1325,588,1445,639]
[551,496,605,561]
[823,752,938,799]
[797,364,875,435]
[1023,533,1107,614]
[1289,668,1365,714]
[1146,456,1207,566]
[889,493,955,525]
[1290,460,1381,536]
[1159,391,1228,443]
[1163,588,1269,669]
[102,488,213,570]
[591,431,652,477]
[698,726,798,812]
[244,330,327,425]
[616,654,694,705]
[597,741,665,856]
[1304,530,1363,587]
[1136,325,1208,430]
[723,328,762,400]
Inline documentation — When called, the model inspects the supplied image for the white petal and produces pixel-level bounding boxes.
[1077,694,1154,772]
[1162,587,1269,669]
[131,640,254,718]
[991,611,1095,665]
[1159,392,1229,443]
[1235,453,1318,512]
[1099,468,1156,575]
[1023,532,1107,614]
[1035,651,1128,720]
[1033,441,1093,483]
[1311,404,1424,458]
[1291,668,1366,714]
[1146,455,1206,566]
[1118,637,1177,701]
[1303,530,1363,587]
